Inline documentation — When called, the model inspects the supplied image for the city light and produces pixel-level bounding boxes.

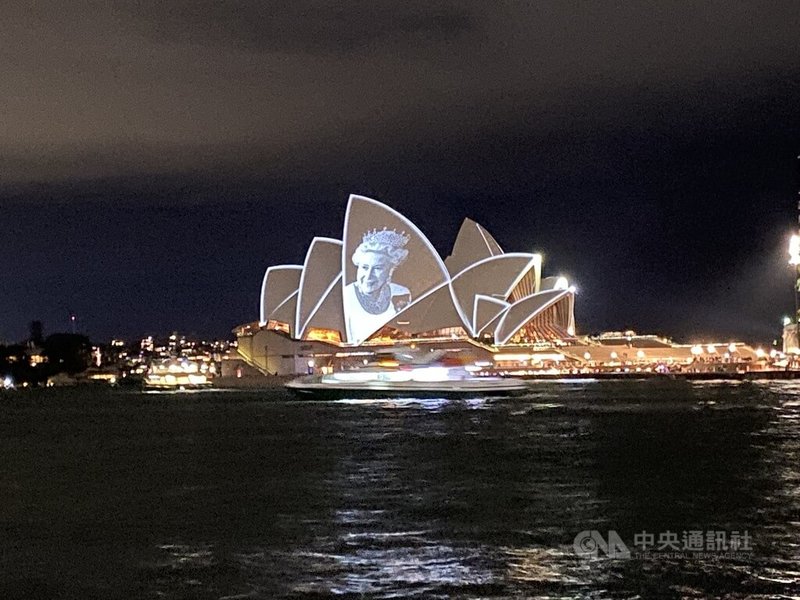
[789,234,800,266]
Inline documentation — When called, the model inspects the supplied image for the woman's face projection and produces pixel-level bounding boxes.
[355,252,393,295]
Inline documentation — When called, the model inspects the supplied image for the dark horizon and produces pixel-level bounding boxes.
[3,2,800,345]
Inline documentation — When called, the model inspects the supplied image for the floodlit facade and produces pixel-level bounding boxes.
[237,195,575,372]
[232,195,771,376]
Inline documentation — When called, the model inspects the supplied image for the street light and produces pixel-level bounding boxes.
[789,235,800,265]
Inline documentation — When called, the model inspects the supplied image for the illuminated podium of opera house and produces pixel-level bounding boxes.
[233,195,759,376]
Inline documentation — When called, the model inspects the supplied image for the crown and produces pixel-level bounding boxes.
[362,228,410,248]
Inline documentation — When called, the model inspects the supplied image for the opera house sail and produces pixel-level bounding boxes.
[238,195,575,373]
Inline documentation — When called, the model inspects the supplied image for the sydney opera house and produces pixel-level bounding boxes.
[234,195,577,374]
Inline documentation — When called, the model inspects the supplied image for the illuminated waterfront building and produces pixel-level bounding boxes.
[235,195,576,374]
[233,196,766,376]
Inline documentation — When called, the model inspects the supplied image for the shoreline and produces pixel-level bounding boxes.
[210,369,800,390]
[515,370,800,381]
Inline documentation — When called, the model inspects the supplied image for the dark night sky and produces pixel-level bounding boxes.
[2,1,799,344]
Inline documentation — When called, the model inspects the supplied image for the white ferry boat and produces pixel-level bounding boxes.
[285,352,527,399]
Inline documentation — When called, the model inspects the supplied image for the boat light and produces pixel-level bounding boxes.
[410,366,450,382]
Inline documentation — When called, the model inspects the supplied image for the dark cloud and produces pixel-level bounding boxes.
[125,1,477,54]
[2,2,800,342]
[2,1,798,183]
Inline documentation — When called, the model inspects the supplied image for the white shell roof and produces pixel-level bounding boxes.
[270,290,299,335]
[342,195,449,344]
[444,217,504,276]
[302,277,345,338]
[384,282,461,335]
[450,253,538,336]
[494,289,572,345]
[295,237,343,338]
[473,295,510,336]
[260,265,302,326]
[259,196,575,345]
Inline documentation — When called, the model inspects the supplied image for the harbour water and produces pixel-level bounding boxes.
[1,380,799,598]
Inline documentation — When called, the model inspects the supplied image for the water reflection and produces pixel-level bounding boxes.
[289,543,493,596]
[333,397,492,411]
[2,382,800,598]
[503,546,595,586]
